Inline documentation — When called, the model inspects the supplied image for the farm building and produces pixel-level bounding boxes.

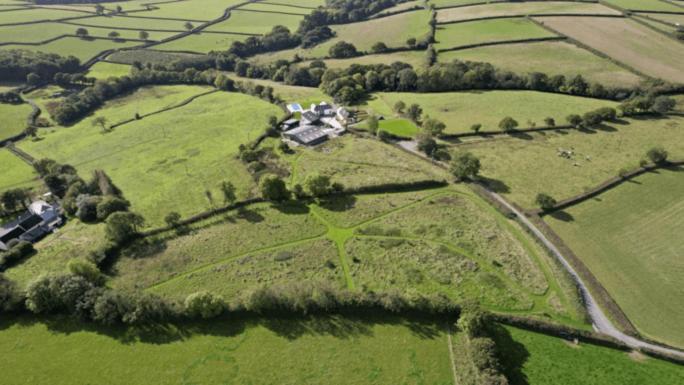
[0,200,63,251]
[283,125,329,146]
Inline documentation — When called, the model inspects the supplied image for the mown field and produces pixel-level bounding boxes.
[439,41,644,87]
[435,18,557,50]
[19,87,284,226]
[546,168,684,348]
[457,116,684,208]
[0,315,455,385]
[603,0,684,12]
[364,90,617,134]
[0,101,31,140]
[495,325,684,385]
[436,1,619,23]
[0,22,176,44]
[205,9,305,35]
[0,149,37,191]
[536,16,684,83]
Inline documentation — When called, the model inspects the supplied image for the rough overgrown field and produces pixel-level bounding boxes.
[439,41,644,87]
[436,1,619,23]
[495,325,684,385]
[365,90,617,134]
[0,102,31,140]
[0,149,37,191]
[536,16,684,83]
[297,50,429,70]
[288,135,449,188]
[0,315,455,385]
[457,116,684,208]
[435,18,557,50]
[19,87,284,225]
[546,168,684,348]
[153,32,245,54]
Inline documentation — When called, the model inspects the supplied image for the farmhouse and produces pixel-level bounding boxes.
[281,101,350,146]
[0,200,63,251]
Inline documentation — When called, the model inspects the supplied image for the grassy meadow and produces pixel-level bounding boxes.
[364,90,617,134]
[546,168,684,348]
[0,102,31,140]
[457,116,684,208]
[0,7,89,24]
[435,18,557,50]
[153,32,245,53]
[297,50,429,70]
[439,41,644,87]
[87,61,131,79]
[495,325,684,385]
[436,1,618,23]
[0,149,38,191]
[537,16,684,83]
[205,9,304,35]
[0,315,455,385]
[19,87,284,226]
[430,0,492,8]
[0,37,141,61]
[603,0,684,12]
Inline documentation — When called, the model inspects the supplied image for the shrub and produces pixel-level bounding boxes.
[67,259,104,285]
[416,133,437,156]
[652,96,676,114]
[259,175,290,202]
[646,146,668,164]
[0,274,20,312]
[304,173,332,198]
[184,291,226,319]
[75,194,102,222]
[164,212,181,228]
[544,117,555,127]
[96,196,130,221]
[105,212,144,245]
[25,274,94,314]
[328,41,358,58]
[535,193,557,211]
[470,123,482,133]
[371,42,388,54]
[470,337,501,372]
[498,116,518,132]
[0,240,34,270]
[566,114,582,128]
[457,305,490,338]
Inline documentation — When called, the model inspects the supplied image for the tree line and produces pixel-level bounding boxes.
[0,49,81,84]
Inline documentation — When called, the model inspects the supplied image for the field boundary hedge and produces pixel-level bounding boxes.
[0,34,152,47]
[535,159,684,215]
[0,13,93,27]
[260,1,319,10]
[369,5,424,20]
[58,20,187,33]
[437,36,566,53]
[436,13,623,26]
[441,124,573,140]
[233,8,310,17]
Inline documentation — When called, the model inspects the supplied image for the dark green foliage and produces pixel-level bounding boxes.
[304,173,332,198]
[260,175,290,202]
[652,96,676,114]
[450,152,481,180]
[25,274,95,314]
[422,117,446,137]
[328,41,358,58]
[0,49,80,83]
[95,196,130,221]
[535,193,557,211]
[566,114,582,128]
[184,291,226,319]
[105,212,144,245]
[646,146,668,164]
[371,42,389,54]
[67,259,104,285]
[498,117,518,132]
[0,188,30,212]
[75,194,102,222]
[416,134,437,157]
[228,26,301,58]
[0,274,20,312]
[0,241,34,271]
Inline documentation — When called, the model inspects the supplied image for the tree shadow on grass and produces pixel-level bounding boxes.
[318,195,357,213]
[235,207,265,223]
[508,131,534,140]
[271,201,310,215]
[478,176,511,194]
[490,324,530,385]
[548,210,574,222]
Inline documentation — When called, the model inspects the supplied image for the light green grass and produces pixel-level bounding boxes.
[0,22,176,44]
[0,102,31,139]
[457,116,684,207]
[0,37,141,61]
[133,0,244,21]
[430,0,496,8]
[537,16,684,84]
[379,118,420,137]
[106,49,206,65]
[435,17,557,50]
[0,7,89,24]
[230,74,329,107]
[0,315,454,385]
[237,3,311,15]
[19,88,284,225]
[365,90,617,134]
[0,149,38,191]
[153,32,244,53]
[87,61,131,79]
[437,1,619,23]
[496,324,684,384]
[66,14,190,30]
[205,9,304,35]
[604,0,684,12]
[4,221,106,287]
[546,168,684,348]
[439,41,644,87]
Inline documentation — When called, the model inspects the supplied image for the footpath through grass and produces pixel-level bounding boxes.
[546,168,684,348]
[0,314,454,385]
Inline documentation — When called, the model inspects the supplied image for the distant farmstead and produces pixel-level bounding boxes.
[281,101,351,146]
[0,200,63,251]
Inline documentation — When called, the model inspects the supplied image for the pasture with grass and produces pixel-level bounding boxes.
[1,0,683,382]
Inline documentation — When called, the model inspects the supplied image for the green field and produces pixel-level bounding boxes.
[131,0,243,21]
[546,168,684,348]
[430,0,493,8]
[365,90,617,134]
[435,17,557,50]
[0,149,38,191]
[238,3,311,15]
[0,7,89,24]
[439,41,643,87]
[205,9,304,35]
[298,50,428,70]
[66,15,190,30]
[229,75,329,107]
[603,0,684,12]
[0,22,176,44]
[106,49,207,65]
[373,0,423,16]
[0,37,140,61]
[0,101,31,140]
[154,32,244,53]
[0,315,455,385]
[87,61,131,79]
[249,9,431,61]
[19,87,284,226]
[495,325,684,385]
[457,116,684,208]
[436,1,618,23]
